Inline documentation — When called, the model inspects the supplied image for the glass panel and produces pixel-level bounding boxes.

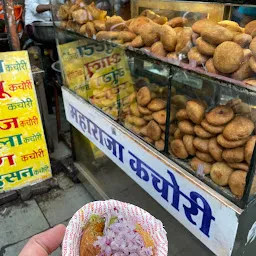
[168,69,256,206]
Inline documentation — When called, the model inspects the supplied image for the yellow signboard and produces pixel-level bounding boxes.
[58,39,135,120]
[0,51,52,192]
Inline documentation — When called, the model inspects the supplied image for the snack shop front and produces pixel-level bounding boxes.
[53,0,256,255]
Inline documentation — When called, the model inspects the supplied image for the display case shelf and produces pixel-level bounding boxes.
[56,27,256,94]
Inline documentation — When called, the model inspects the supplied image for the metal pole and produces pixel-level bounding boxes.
[2,0,20,51]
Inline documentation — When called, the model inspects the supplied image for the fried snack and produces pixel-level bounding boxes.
[172,95,187,109]
[232,102,251,115]
[66,20,81,32]
[142,136,153,144]
[233,33,252,48]
[178,120,194,135]
[188,47,208,65]
[217,134,248,149]
[192,32,200,45]
[140,9,158,19]
[250,37,256,57]
[222,147,245,163]
[80,24,87,34]
[186,100,205,124]
[175,27,193,54]
[194,125,214,139]
[227,162,249,172]
[176,109,189,121]
[201,118,225,134]
[161,132,165,140]
[174,128,184,139]
[146,120,161,141]
[87,2,107,21]
[126,115,146,127]
[225,25,243,35]
[206,105,234,126]
[138,105,152,115]
[167,123,176,134]
[130,125,141,134]
[153,16,168,25]
[123,92,136,106]
[210,162,233,186]
[118,31,137,43]
[152,110,167,125]
[193,137,209,153]
[249,56,256,73]
[160,124,166,132]
[143,114,153,121]
[183,135,196,156]
[196,37,216,56]
[174,27,183,34]
[151,41,167,57]
[72,9,91,25]
[129,17,151,35]
[231,61,254,81]
[96,31,119,40]
[131,35,144,48]
[218,20,239,28]
[130,102,142,117]
[80,217,104,256]
[201,25,234,45]
[244,48,253,58]
[68,4,80,20]
[228,171,247,198]
[244,77,256,86]
[245,135,256,164]
[160,24,177,52]
[105,15,125,31]
[167,52,178,61]
[86,22,96,38]
[245,20,256,35]
[196,151,214,163]
[137,87,151,106]
[155,139,165,151]
[140,23,160,47]
[92,20,106,31]
[147,98,166,111]
[208,137,223,162]
[139,125,148,136]
[226,98,242,108]
[223,116,254,141]
[58,4,69,20]
[59,21,68,29]
[192,19,216,34]
[170,139,189,159]
[213,42,244,73]
[205,58,224,75]
[167,17,188,28]
[190,157,212,174]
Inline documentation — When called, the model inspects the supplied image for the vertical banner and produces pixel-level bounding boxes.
[0,51,52,192]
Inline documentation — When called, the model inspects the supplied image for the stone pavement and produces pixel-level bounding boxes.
[0,173,93,256]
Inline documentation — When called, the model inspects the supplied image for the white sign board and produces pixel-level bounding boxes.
[62,87,241,256]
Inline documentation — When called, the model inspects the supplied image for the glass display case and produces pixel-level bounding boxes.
[52,0,256,254]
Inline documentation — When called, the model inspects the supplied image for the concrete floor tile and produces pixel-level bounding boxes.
[0,200,49,249]
[2,239,28,256]
[36,184,94,227]
[56,173,74,190]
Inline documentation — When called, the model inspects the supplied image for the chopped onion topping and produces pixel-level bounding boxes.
[93,209,153,256]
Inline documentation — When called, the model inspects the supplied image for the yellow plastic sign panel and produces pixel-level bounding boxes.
[0,51,52,192]
[58,39,135,120]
